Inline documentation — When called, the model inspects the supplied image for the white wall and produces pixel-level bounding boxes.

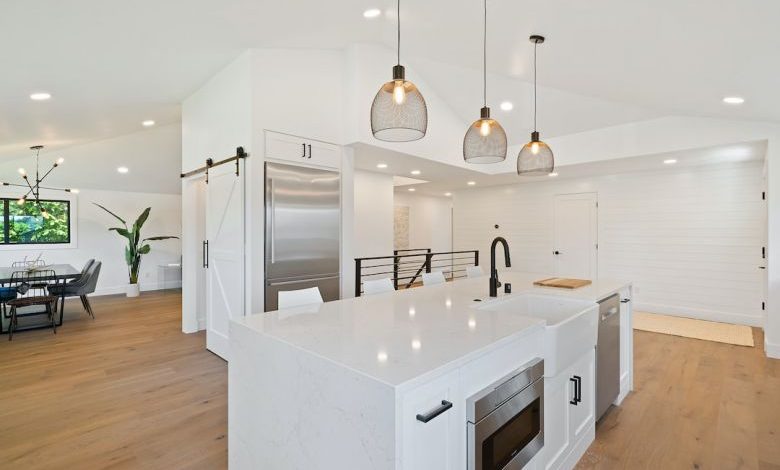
[353,170,394,259]
[454,161,766,326]
[0,188,181,295]
[393,192,453,253]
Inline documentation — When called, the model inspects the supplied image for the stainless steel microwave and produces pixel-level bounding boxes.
[467,358,545,470]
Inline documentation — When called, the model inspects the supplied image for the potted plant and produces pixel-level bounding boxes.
[95,204,179,297]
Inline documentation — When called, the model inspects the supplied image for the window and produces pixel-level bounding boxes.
[1,199,71,245]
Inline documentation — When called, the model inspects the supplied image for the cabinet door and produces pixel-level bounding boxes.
[542,375,571,470]
[569,349,596,442]
[401,370,460,470]
[265,131,341,169]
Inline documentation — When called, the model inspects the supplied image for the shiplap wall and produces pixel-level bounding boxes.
[453,161,766,326]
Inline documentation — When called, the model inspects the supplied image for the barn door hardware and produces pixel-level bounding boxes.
[180,146,249,183]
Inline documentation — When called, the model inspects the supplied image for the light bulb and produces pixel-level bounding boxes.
[531,142,540,155]
[57,157,64,164]
[17,198,25,205]
[392,81,406,105]
[479,120,491,137]
[17,168,26,176]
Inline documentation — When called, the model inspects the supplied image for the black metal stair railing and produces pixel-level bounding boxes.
[354,248,479,297]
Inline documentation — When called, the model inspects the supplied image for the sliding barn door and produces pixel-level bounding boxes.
[205,163,245,361]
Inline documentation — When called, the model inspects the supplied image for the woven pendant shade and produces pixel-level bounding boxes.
[464,107,507,163]
[517,132,554,175]
[371,66,428,142]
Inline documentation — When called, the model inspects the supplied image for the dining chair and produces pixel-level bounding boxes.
[278,287,323,310]
[466,266,485,278]
[6,269,61,340]
[49,261,102,319]
[362,278,395,296]
[422,271,446,286]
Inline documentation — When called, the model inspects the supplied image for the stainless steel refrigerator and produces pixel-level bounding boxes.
[264,162,341,311]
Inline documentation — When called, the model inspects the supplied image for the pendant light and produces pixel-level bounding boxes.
[463,0,506,163]
[370,0,427,142]
[517,35,554,175]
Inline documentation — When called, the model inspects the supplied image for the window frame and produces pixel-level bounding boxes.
[2,198,72,245]
[0,190,78,251]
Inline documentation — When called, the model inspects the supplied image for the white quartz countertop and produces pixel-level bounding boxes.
[233,271,630,388]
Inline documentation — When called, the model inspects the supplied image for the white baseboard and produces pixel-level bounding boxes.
[92,280,182,297]
[766,339,780,359]
[633,302,763,327]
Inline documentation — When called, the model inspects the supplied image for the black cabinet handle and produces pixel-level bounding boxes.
[574,375,582,403]
[301,143,306,158]
[204,240,209,268]
[416,400,453,423]
[569,377,578,405]
[307,144,312,159]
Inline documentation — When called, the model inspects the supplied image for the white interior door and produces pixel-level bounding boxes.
[553,193,598,279]
[206,163,245,361]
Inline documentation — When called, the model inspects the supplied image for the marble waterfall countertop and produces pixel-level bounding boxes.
[233,271,630,389]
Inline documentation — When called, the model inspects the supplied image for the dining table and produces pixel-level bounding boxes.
[0,263,80,332]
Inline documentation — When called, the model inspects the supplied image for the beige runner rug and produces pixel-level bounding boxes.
[633,311,754,347]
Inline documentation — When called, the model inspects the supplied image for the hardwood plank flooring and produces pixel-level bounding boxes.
[0,291,227,470]
[577,328,780,470]
[2,292,779,469]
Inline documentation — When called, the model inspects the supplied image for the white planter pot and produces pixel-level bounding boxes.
[126,283,140,297]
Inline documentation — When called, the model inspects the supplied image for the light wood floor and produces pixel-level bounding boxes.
[577,328,780,470]
[0,291,226,470]
[2,293,779,469]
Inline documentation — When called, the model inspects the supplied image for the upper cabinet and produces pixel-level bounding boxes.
[265,130,341,170]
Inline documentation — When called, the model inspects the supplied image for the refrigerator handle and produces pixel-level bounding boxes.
[269,178,276,264]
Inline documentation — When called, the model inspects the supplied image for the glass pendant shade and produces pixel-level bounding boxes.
[371,65,428,142]
[517,131,554,175]
[464,107,507,163]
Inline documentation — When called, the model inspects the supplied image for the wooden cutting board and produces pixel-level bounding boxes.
[533,277,592,289]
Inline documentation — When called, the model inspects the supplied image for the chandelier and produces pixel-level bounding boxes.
[3,145,78,217]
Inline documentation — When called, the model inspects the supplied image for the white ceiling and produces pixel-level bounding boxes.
[1,0,778,159]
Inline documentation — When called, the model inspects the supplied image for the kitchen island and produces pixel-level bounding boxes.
[229,271,632,470]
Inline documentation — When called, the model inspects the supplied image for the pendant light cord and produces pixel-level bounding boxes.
[397,0,401,65]
[533,40,537,132]
[483,0,487,107]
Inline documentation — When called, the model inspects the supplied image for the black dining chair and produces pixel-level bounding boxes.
[49,261,102,319]
[6,269,62,340]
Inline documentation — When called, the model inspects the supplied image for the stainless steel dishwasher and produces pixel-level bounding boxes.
[596,294,621,421]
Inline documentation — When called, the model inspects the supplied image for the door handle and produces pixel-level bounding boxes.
[269,178,276,264]
[301,143,306,158]
[569,377,578,405]
[307,144,312,159]
[553,250,561,255]
[416,400,453,423]
[620,298,631,303]
[759,266,766,270]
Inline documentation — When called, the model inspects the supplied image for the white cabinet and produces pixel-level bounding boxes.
[542,348,596,470]
[265,130,341,169]
[401,370,461,470]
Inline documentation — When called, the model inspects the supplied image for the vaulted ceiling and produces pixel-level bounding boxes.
[1,0,777,161]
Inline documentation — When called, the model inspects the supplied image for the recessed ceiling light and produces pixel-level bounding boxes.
[722,96,745,105]
[663,159,677,165]
[363,8,382,18]
[467,181,476,186]
[548,172,559,177]
[376,163,388,169]
[411,339,421,350]
[444,192,452,196]
[30,92,51,101]
[117,166,129,174]
[408,187,416,192]
[376,351,388,362]
[410,170,421,175]
[500,101,513,111]
[142,120,155,127]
